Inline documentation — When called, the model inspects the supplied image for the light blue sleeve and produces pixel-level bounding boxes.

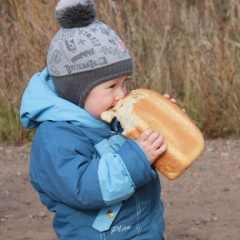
[98,153,136,206]
[95,135,155,206]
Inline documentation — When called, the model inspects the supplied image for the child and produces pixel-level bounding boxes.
[20,1,168,239]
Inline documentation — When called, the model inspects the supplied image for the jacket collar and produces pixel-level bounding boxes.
[20,68,111,130]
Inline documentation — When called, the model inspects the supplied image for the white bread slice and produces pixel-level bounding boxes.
[101,89,204,180]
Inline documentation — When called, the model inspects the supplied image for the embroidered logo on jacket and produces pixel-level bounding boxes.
[111,225,132,235]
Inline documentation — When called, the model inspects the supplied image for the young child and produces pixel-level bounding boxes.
[20,1,168,239]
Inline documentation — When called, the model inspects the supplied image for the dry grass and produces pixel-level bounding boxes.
[0,0,240,141]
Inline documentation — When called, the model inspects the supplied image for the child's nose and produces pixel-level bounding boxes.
[115,88,126,100]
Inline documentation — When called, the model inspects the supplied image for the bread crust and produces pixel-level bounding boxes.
[101,89,204,180]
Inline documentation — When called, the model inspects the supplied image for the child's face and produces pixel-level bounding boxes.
[84,75,129,119]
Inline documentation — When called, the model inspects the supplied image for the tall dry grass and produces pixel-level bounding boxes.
[0,0,240,142]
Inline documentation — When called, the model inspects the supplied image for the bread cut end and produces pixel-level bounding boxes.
[101,91,146,135]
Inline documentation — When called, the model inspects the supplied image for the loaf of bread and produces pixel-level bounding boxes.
[101,88,204,180]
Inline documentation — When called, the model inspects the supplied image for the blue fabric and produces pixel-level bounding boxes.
[95,135,135,205]
[92,202,123,232]
[20,68,110,130]
[20,69,165,239]
[98,153,135,205]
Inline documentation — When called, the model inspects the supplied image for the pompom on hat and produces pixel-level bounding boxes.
[47,0,133,107]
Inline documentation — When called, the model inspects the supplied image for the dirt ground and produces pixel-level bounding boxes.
[0,138,240,240]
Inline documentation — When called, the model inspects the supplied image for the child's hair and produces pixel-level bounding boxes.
[47,0,133,107]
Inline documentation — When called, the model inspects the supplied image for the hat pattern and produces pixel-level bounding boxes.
[47,0,133,107]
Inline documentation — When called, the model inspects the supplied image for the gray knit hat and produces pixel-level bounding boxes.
[47,0,133,107]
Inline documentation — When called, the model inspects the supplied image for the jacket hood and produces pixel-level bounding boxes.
[20,68,110,130]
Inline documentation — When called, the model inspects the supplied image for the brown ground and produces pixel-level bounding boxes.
[0,138,240,240]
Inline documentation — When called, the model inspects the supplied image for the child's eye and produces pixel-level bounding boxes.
[109,84,116,88]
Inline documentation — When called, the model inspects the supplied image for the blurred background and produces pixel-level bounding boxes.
[0,0,240,142]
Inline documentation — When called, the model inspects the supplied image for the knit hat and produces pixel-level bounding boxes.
[47,0,133,107]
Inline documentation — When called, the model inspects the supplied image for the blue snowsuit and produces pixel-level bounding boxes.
[20,68,165,239]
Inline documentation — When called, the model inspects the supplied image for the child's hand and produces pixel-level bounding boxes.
[137,129,168,165]
[163,94,186,113]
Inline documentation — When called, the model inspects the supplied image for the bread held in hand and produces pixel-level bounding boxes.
[101,88,204,180]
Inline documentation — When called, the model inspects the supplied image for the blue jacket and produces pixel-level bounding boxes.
[20,68,165,239]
